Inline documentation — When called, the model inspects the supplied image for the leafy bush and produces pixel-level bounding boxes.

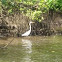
[0,0,62,22]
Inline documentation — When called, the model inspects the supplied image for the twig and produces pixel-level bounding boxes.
[0,38,14,49]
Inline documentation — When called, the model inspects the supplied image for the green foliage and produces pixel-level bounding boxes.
[0,0,62,22]
[0,1,2,13]
[47,0,62,12]
[31,11,44,22]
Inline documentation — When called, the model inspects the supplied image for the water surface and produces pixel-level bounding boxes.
[0,35,62,62]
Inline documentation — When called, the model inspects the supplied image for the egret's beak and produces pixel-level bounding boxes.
[31,22,35,23]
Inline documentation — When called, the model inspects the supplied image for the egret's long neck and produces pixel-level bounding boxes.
[30,23,31,31]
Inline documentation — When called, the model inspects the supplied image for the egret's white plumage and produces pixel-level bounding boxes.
[22,30,31,36]
[21,21,34,36]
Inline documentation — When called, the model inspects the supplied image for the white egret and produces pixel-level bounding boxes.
[21,21,34,36]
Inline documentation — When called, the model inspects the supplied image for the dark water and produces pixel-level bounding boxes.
[0,35,62,62]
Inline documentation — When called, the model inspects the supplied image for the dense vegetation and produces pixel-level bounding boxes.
[0,0,62,22]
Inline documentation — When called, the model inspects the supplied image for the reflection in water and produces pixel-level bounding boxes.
[21,39,32,62]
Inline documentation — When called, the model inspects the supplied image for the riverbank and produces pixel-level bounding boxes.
[0,12,62,37]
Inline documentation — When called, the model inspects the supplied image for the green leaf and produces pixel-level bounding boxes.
[8,9,12,13]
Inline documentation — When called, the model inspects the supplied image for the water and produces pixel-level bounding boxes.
[0,35,62,62]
